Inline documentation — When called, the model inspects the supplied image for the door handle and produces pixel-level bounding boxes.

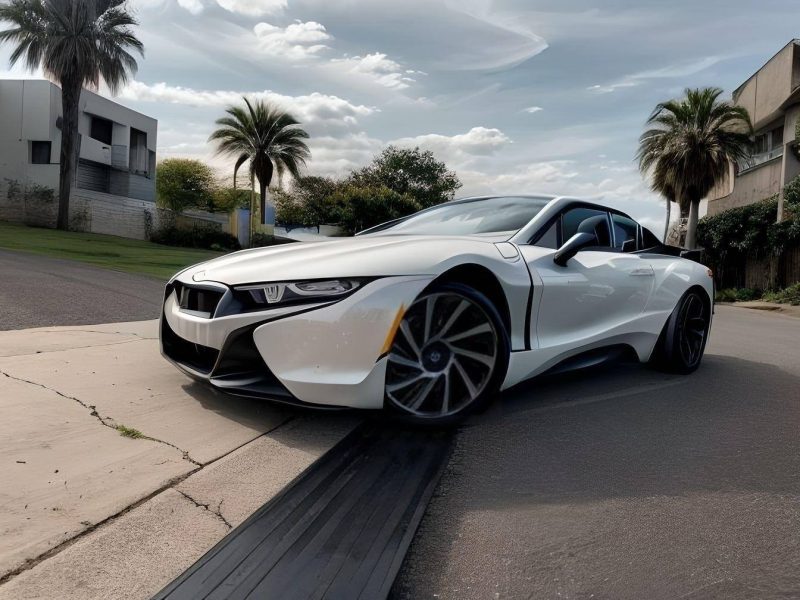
[629,268,654,276]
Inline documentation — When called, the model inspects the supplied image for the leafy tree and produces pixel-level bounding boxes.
[212,186,252,213]
[332,184,421,234]
[637,87,752,248]
[156,158,216,212]
[209,97,311,234]
[0,0,143,230]
[349,146,461,209]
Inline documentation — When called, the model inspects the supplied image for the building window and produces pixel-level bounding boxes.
[771,125,784,150]
[90,116,113,145]
[30,141,51,164]
[129,128,148,174]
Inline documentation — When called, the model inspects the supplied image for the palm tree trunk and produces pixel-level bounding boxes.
[249,171,255,244]
[56,78,81,230]
[259,179,267,226]
[662,199,672,243]
[685,199,700,249]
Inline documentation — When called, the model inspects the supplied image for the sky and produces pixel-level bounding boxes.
[2,0,799,232]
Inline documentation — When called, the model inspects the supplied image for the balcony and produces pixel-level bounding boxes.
[79,135,112,166]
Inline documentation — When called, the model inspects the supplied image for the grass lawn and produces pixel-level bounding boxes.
[0,221,223,280]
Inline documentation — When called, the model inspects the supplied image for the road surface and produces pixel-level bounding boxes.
[393,305,800,600]
[0,250,164,330]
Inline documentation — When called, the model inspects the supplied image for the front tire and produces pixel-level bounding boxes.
[384,282,509,424]
[652,289,711,374]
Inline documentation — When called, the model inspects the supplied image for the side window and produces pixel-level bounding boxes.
[533,218,559,249]
[561,207,611,248]
[640,227,662,250]
[612,214,638,251]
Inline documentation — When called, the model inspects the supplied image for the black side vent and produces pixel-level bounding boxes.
[174,283,225,317]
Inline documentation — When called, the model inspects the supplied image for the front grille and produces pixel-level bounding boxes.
[174,282,225,316]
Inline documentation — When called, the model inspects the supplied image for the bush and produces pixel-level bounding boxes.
[715,288,760,303]
[156,159,216,212]
[331,185,421,234]
[149,224,241,251]
[763,282,800,305]
[213,187,252,212]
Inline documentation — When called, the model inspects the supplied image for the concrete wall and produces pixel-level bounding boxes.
[0,80,60,195]
[733,41,798,129]
[706,157,783,216]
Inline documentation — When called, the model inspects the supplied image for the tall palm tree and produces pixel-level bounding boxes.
[637,87,752,248]
[209,98,310,235]
[638,152,677,243]
[0,0,143,230]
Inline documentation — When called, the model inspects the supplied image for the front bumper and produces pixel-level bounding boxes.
[160,275,434,409]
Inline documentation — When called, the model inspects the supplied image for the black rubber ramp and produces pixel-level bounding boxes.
[153,423,452,600]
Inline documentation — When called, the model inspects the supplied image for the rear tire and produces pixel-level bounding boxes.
[384,282,509,425]
[651,289,711,374]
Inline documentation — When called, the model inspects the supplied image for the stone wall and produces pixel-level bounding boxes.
[0,180,230,241]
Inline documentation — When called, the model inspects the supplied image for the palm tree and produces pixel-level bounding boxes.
[0,0,143,230]
[209,98,310,235]
[638,152,677,243]
[637,87,752,248]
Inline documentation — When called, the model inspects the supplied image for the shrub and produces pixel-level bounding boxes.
[149,224,240,251]
[156,158,216,212]
[213,187,252,212]
[763,282,800,305]
[715,288,760,303]
[331,185,421,234]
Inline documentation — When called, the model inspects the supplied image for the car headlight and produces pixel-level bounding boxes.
[234,279,364,307]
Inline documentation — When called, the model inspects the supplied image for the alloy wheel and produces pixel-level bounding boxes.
[385,291,499,418]
[677,292,708,367]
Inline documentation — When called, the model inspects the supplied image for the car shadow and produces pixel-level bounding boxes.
[178,379,364,433]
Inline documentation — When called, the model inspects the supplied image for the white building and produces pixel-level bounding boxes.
[0,79,163,238]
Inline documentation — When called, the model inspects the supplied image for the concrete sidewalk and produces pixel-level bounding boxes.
[0,320,358,598]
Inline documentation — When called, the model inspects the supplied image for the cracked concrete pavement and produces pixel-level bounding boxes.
[0,319,360,598]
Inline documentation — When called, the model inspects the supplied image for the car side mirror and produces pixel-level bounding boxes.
[553,232,597,267]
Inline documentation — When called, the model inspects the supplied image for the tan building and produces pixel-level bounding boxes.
[706,40,800,219]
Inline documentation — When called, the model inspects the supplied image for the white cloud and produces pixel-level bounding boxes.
[117,81,376,131]
[329,53,419,90]
[588,55,726,94]
[523,106,543,113]
[177,0,204,14]
[216,0,286,17]
[253,20,331,60]
[391,126,511,166]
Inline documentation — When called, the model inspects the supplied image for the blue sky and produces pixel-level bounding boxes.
[2,0,799,231]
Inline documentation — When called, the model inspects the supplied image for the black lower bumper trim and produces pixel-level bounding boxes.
[152,422,453,600]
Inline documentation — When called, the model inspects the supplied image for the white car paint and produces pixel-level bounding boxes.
[161,195,714,411]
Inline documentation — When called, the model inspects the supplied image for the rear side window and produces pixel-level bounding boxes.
[562,207,610,247]
[612,214,638,251]
[640,227,662,250]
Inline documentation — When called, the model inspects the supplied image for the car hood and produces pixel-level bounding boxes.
[175,234,509,286]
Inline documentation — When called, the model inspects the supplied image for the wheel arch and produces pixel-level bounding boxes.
[428,263,513,337]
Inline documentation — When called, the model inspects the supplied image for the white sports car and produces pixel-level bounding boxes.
[161,195,714,423]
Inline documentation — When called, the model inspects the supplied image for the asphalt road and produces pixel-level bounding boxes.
[393,306,800,600]
[0,249,164,330]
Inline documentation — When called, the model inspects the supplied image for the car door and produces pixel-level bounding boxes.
[522,206,654,351]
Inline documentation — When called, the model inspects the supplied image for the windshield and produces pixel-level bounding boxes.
[363,196,552,236]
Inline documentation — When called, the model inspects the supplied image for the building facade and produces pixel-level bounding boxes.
[0,79,162,238]
[706,40,800,219]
